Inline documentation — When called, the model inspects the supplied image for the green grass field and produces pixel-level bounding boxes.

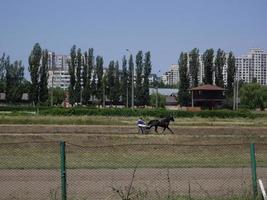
[0,142,266,169]
[1,114,267,126]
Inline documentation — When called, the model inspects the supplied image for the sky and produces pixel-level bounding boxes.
[1,0,267,79]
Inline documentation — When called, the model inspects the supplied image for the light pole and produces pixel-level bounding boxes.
[155,70,160,108]
[50,52,55,107]
[126,49,134,109]
[126,79,129,108]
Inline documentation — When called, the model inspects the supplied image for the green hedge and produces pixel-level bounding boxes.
[0,106,261,118]
[39,107,257,118]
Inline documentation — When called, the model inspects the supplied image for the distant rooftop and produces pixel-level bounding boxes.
[190,84,225,91]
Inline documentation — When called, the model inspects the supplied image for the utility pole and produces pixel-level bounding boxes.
[102,79,105,108]
[126,80,129,108]
[155,71,160,108]
[236,79,239,110]
[233,80,236,110]
[156,82,158,108]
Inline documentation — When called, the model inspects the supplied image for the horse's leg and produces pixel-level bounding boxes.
[155,126,158,133]
[167,126,174,134]
[162,127,166,134]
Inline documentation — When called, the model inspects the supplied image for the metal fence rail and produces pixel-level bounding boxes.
[0,142,267,200]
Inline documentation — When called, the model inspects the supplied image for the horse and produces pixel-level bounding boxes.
[147,116,175,134]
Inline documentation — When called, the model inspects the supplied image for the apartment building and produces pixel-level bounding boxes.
[235,48,267,85]
[161,64,179,85]
[163,52,229,86]
[47,52,70,90]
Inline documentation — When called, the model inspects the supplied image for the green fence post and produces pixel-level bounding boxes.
[250,143,257,199]
[60,141,67,200]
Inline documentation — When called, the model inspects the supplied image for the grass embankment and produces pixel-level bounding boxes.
[0,142,266,169]
[1,115,267,126]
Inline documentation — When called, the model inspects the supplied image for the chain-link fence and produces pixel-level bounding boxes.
[0,141,61,200]
[0,142,267,200]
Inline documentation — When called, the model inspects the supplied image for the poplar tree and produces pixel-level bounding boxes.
[135,51,143,106]
[82,48,94,105]
[226,52,236,97]
[82,51,88,105]
[143,51,152,106]
[75,48,82,103]
[215,49,226,87]
[91,70,97,102]
[0,53,6,92]
[68,45,76,105]
[128,55,134,107]
[6,60,24,103]
[96,56,103,105]
[189,48,200,87]
[39,49,49,103]
[203,49,214,85]
[114,61,120,105]
[178,52,190,106]
[121,56,128,107]
[107,60,115,103]
[29,43,42,105]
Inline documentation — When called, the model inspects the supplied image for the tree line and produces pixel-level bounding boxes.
[68,45,152,107]
[27,43,152,107]
[0,53,30,103]
[178,48,236,106]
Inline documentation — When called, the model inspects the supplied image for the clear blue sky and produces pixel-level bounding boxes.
[1,0,267,79]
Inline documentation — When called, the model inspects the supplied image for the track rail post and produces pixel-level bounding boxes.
[60,141,67,200]
[250,143,257,199]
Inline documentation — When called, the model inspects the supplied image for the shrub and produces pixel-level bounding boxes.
[0,106,261,118]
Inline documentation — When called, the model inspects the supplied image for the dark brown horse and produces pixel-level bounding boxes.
[147,116,174,134]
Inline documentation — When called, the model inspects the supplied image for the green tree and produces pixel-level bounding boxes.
[226,51,235,97]
[48,87,65,105]
[75,48,82,103]
[91,70,97,103]
[6,60,24,103]
[82,48,94,105]
[39,49,49,103]
[189,48,200,87]
[143,51,152,106]
[240,83,267,110]
[178,52,190,106]
[82,51,88,105]
[68,45,76,105]
[121,56,128,107]
[128,54,134,107]
[29,43,42,105]
[150,93,166,108]
[96,56,104,105]
[214,49,226,88]
[203,49,214,85]
[0,53,6,92]
[113,61,121,105]
[135,51,143,106]
[107,60,115,102]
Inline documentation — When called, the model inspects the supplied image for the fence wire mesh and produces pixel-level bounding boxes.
[65,143,254,200]
[0,141,61,200]
[1,142,267,200]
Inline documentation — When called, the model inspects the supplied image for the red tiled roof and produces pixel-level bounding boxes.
[189,84,225,91]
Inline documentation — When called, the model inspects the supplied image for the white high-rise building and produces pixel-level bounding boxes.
[163,52,230,87]
[47,52,71,90]
[161,64,179,85]
[235,48,267,85]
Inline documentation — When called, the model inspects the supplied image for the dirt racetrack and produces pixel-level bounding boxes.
[1,167,267,200]
[1,125,267,199]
